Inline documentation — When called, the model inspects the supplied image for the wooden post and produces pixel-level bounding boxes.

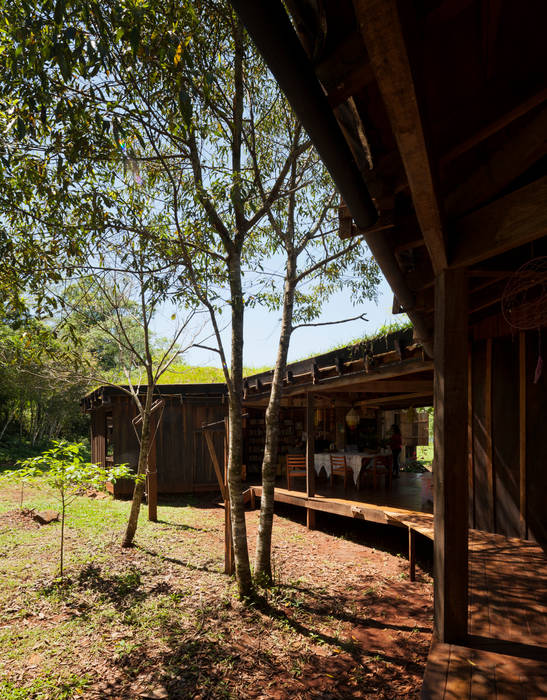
[485,338,495,531]
[306,392,316,530]
[147,412,158,522]
[467,349,474,528]
[433,268,469,644]
[409,528,416,582]
[519,332,527,539]
[224,418,234,575]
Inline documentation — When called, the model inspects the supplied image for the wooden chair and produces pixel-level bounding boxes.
[286,454,307,490]
[330,454,350,490]
[372,455,392,489]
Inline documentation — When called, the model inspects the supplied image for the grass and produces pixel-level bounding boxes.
[0,479,433,699]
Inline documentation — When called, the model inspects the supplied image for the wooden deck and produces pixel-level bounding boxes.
[422,532,547,699]
[248,471,433,526]
[247,478,547,697]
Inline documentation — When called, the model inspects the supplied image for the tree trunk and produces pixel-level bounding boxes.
[227,253,253,598]
[122,385,154,548]
[255,257,296,581]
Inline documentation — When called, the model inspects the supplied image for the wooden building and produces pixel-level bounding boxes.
[82,384,227,497]
[243,326,433,476]
[229,0,547,693]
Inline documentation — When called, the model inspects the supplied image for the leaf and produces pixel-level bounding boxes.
[174,43,183,66]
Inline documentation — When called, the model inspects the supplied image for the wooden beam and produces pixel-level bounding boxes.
[433,268,468,643]
[352,380,433,393]
[441,87,547,165]
[354,0,447,274]
[445,104,547,218]
[519,332,527,539]
[282,359,434,396]
[468,349,474,529]
[204,430,227,502]
[147,412,158,523]
[306,392,316,529]
[451,177,547,268]
[356,391,432,407]
[409,528,416,582]
[485,339,494,531]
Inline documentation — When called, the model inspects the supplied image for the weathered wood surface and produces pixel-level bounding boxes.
[451,176,547,268]
[434,268,469,643]
[423,532,547,699]
[354,0,447,274]
[249,476,431,528]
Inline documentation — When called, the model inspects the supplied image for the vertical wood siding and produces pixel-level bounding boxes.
[471,331,547,553]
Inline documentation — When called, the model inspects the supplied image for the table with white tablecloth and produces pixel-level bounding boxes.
[314,452,392,487]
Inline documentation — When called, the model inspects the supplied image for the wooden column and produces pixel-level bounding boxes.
[147,412,158,522]
[306,392,316,530]
[433,268,469,643]
[485,339,495,531]
[519,332,527,539]
[467,349,474,528]
[409,528,416,582]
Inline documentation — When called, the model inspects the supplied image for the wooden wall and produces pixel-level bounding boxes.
[90,406,106,468]
[155,397,226,493]
[89,394,227,496]
[470,330,547,552]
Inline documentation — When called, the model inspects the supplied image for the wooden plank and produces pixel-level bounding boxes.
[421,641,450,700]
[441,87,547,165]
[519,332,527,539]
[409,527,416,582]
[444,644,473,699]
[352,379,433,393]
[451,177,547,268]
[445,104,547,217]
[354,0,447,274]
[468,348,474,529]
[147,412,158,523]
[281,358,434,396]
[434,268,469,643]
[306,392,316,529]
[204,430,227,501]
[356,390,432,407]
[485,339,494,532]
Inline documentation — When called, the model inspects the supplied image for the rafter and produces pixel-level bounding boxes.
[354,0,447,274]
[451,176,547,268]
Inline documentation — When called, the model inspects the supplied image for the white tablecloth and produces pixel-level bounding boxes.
[314,452,391,486]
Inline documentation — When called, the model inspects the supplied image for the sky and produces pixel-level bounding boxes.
[152,273,406,370]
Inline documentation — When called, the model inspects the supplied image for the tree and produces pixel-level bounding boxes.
[248,118,380,581]
[0,0,379,597]
[55,231,204,547]
[6,440,133,578]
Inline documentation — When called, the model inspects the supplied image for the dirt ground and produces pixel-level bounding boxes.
[0,488,433,699]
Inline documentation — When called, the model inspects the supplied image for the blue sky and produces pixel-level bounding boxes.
[153,273,405,370]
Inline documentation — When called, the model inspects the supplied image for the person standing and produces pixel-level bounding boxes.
[390,424,402,479]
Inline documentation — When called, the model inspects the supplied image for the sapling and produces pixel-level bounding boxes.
[15,440,134,579]
[0,464,41,510]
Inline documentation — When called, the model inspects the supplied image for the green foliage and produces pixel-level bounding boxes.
[14,440,132,496]
[0,674,90,700]
[4,440,134,577]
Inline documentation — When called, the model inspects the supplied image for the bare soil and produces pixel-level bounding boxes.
[0,490,433,699]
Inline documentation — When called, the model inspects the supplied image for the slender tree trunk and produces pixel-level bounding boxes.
[60,494,65,579]
[0,410,15,441]
[227,254,253,598]
[122,384,154,547]
[255,257,296,581]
